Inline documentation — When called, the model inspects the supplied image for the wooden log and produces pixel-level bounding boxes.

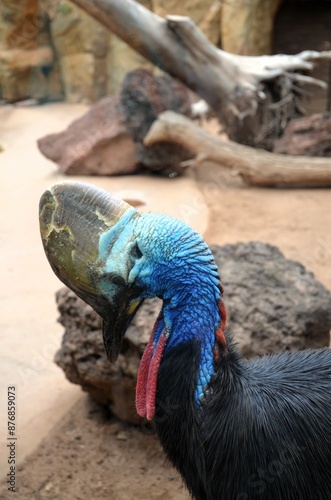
[144,111,331,188]
[70,0,331,148]
[70,0,255,122]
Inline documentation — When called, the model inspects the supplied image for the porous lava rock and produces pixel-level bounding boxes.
[55,290,161,424]
[273,113,331,157]
[212,242,331,357]
[55,242,331,423]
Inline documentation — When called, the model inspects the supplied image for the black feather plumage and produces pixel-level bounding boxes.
[156,335,331,500]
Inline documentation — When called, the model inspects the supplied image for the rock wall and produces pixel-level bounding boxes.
[0,0,280,103]
[50,1,110,103]
[152,0,221,46]
[221,0,282,56]
[274,1,331,115]
[0,0,63,102]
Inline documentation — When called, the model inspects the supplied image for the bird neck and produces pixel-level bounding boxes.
[135,263,227,420]
[161,280,227,403]
[151,282,227,499]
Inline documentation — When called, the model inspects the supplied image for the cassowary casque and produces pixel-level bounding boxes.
[39,181,331,500]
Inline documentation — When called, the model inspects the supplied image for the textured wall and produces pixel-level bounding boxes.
[50,1,109,102]
[0,0,62,102]
[0,0,279,103]
[221,0,282,56]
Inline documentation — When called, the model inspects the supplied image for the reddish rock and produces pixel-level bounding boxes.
[37,96,139,175]
[273,113,331,157]
[38,70,195,177]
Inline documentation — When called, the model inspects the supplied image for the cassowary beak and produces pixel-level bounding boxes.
[39,181,142,361]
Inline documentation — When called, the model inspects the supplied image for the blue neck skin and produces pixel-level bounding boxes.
[138,260,222,405]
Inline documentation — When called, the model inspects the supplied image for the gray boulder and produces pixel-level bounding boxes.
[55,242,331,423]
[212,242,331,357]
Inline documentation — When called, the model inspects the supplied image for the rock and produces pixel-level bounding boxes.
[0,0,221,103]
[54,241,331,423]
[198,1,221,46]
[120,68,193,176]
[107,0,153,94]
[0,0,63,103]
[55,288,161,424]
[0,0,286,103]
[59,53,103,104]
[212,241,331,357]
[38,68,195,177]
[37,95,139,175]
[50,2,109,57]
[273,113,331,157]
[50,0,110,103]
[0,45,62,103]
[107,36,152,95]
[0,47,53,71]
[221,0,282,55]
[152,0,220,45]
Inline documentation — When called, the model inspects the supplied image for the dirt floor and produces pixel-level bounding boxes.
[7,398,189,500]
[1,114,331,499]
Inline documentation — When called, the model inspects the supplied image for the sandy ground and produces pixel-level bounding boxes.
[197,163,331,292]
[1,104,331,499]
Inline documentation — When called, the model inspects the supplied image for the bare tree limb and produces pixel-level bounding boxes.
[230,51,331,82]
[70,0,331,148]
[70,0,256,120]
[144,111,331,188]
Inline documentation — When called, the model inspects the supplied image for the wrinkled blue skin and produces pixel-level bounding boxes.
[98,209,223,404]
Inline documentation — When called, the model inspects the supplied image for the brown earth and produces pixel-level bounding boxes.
[2,114,331,500]
[9,398,189,500]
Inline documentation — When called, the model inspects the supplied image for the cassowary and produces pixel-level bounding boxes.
[39,181,331,500]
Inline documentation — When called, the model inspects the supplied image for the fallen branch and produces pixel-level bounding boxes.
[70,0,331,148]
[144,111,331,188]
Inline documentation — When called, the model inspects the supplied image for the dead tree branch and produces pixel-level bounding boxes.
[71,0,331,148]
[144,111,331,188]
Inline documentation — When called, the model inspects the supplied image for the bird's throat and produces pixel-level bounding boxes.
[136,297,226,420]
[136,320,168,420]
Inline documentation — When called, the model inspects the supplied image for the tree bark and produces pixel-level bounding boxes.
[144,111,331,188]
[70,0,331,148]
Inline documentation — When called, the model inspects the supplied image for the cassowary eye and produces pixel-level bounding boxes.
[108,274,126,287]
[131,243,143,260]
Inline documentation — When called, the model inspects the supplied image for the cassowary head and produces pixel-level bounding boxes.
[39,182,226,419]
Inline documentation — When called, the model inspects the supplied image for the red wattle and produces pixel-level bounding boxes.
[136,325,168,421]
[136,333,154,418]
[216,299,227,345]
[146,332,167,420]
